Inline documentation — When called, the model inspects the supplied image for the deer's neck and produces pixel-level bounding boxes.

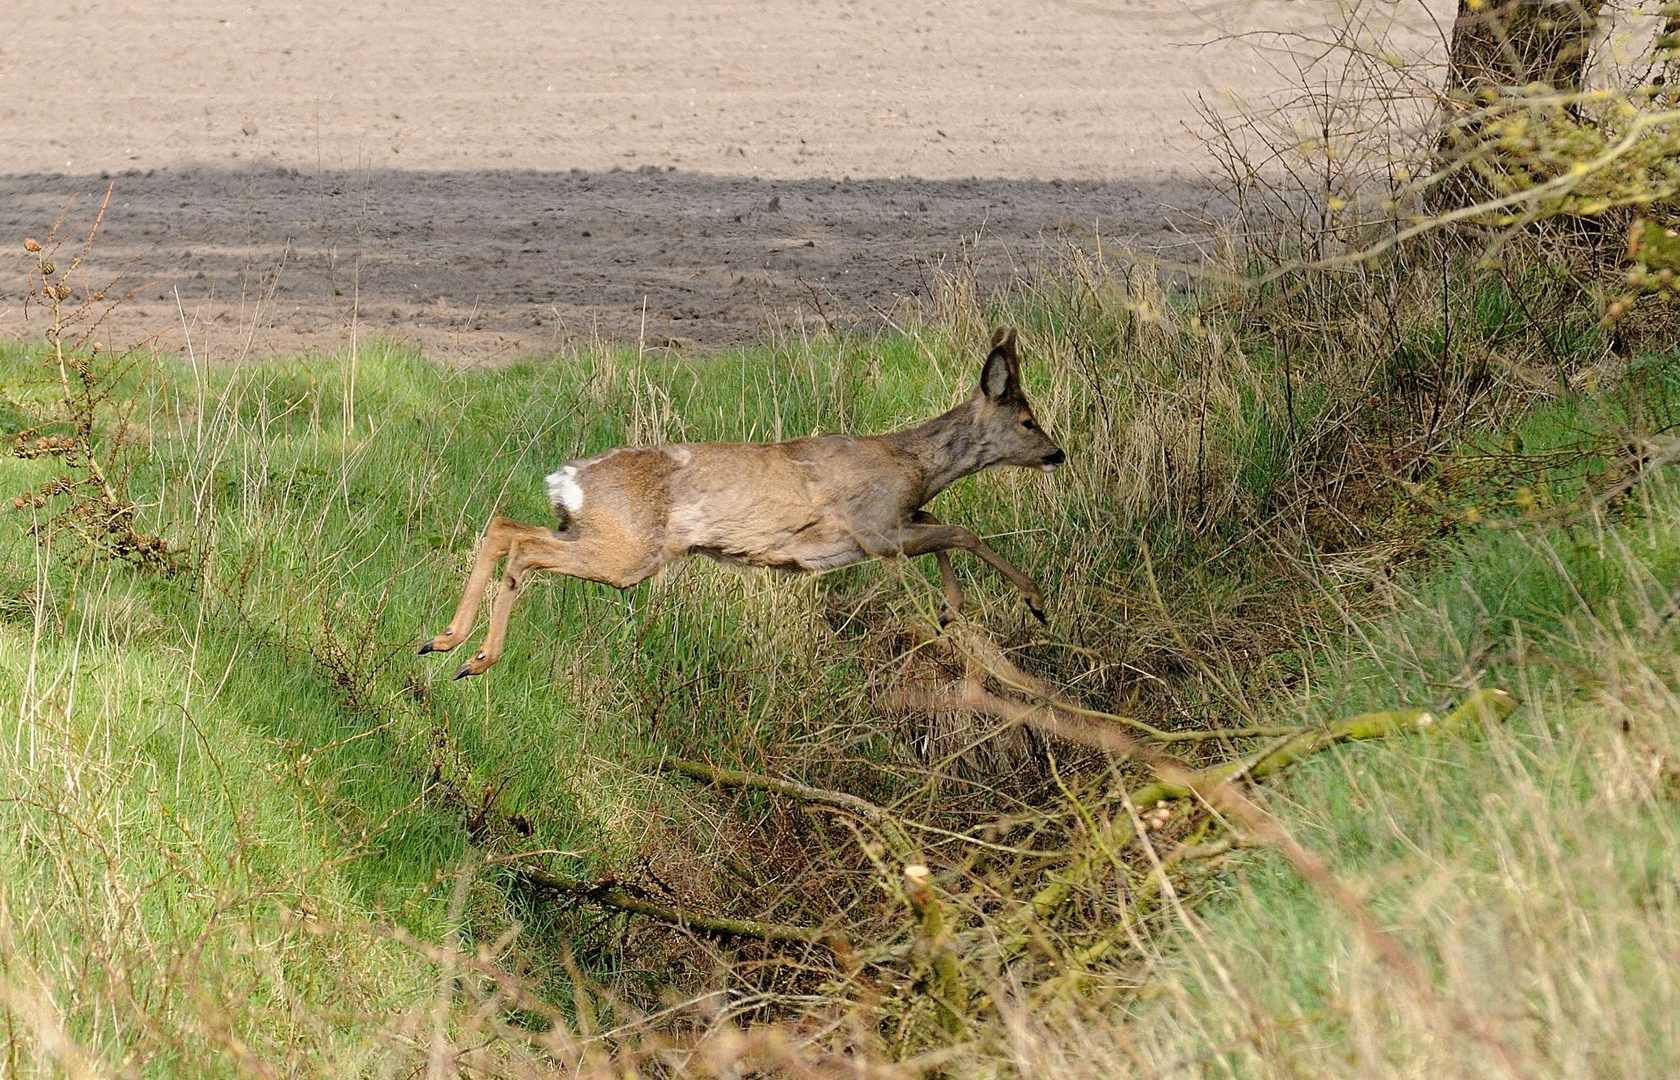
[896,399,995,502]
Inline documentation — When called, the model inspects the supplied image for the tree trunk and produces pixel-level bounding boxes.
[1444,0,1602,95]
[1432,0,1606,211]
[1660,4,1680,105]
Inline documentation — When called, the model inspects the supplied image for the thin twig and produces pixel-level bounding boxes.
[519,867,827,946]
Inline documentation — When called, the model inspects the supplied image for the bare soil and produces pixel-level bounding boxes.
[1,168,1216,358]
[0,0,1444,359]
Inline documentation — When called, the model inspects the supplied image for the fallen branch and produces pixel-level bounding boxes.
[886,676,1148,758]
[648,755,916,856]
[886,628,1302,751]
[962,629,1305,744]
[519,867,826,946]
[1025,688,1518,920]
[650,756,890,824]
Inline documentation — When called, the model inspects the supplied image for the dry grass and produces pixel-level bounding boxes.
[5,215,1674,1073]
[4,2,1680,1068]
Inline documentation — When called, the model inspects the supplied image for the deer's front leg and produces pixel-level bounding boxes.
[932,551,963,625]
[896,518,1047,624]
[909,512,965,625]
[420,517,551,656]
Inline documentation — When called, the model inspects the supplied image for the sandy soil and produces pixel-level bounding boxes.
[0,0,1446,358]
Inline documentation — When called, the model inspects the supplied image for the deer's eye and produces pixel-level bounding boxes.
[1022,418,1040,431]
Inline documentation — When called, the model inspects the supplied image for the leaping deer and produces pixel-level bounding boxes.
[420,328,1065,679]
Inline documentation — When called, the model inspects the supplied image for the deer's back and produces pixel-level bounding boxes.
[559,435,921,572]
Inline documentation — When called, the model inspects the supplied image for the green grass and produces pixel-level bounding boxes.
[2,247,1678,1075]
[952,384,1680,1077]
[1115,477,1680,1077]
[1,329,1089,1070]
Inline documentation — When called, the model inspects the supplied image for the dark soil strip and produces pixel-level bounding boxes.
[1,166,1218,362]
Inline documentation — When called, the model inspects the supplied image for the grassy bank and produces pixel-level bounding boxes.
[958,371,1680,1076]
[2,246,1678,1074]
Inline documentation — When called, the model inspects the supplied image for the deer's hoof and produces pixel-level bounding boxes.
[453,651,491,680]
[1028,602,1047,625]
[938,607,958,628]
[417,640,437,656]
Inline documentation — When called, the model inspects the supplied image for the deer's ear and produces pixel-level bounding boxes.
[981,342,1020,402]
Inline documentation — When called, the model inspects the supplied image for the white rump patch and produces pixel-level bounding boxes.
[545,465,584,512]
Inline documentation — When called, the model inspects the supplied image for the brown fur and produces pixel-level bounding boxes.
[420,327,1066,678]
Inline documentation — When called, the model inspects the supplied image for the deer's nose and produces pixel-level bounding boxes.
[1044,447,1066,466]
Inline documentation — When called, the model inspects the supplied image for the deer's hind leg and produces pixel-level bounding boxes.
[449,529,666,680]
[419,516,553,656]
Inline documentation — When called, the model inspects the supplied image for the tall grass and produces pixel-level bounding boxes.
[957,450,1680,1079]
[1,228,1676,1073]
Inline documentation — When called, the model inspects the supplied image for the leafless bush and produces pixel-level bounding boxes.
[7,190,175,571]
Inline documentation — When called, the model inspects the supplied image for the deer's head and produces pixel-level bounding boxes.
[974,328,1065,472]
